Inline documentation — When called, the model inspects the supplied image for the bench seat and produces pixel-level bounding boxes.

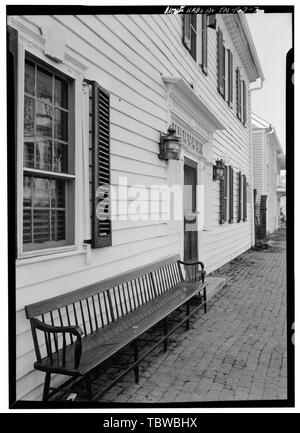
[35,280,205,377]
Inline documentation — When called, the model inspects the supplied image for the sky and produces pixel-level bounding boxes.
[246,12,292,151]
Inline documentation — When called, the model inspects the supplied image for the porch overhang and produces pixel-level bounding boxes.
[162,76,226,135]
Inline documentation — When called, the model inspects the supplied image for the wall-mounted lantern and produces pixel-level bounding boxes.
[159,127,181,160]
[213,159,225,181]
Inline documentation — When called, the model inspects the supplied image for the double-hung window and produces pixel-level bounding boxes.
[183,14,197,61]
[22,55,75,252]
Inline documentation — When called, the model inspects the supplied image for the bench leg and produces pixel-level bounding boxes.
[163,318,168,352]
[86,375,92,401]
[186,302,190,330]
[203,287,207,314]
[133,341,139,384]
[42,372,51,401]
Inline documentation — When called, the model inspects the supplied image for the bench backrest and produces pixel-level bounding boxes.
[25,255,183,362]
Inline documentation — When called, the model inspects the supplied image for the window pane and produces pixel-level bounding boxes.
[33,177,50,207]
[36,102,52,137]
[55,77,68,109]
[54,142,68,173]
[51,210,66,241]
[33,209,50,243]
[23,209,32,243]
[24,97,35,137]
[37,66,52,103]
[36,138,52,170]
[54,108,68,141]
[23,176,32,207]
[25,61,35,95]
[24,141,34,167]
[50,179,65,208]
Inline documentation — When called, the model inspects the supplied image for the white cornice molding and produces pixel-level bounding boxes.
[223,13,264,83]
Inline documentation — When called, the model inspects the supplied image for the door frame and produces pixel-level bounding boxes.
[183,154,199,262]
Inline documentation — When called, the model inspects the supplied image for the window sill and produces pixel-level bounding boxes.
[16,245,86,266]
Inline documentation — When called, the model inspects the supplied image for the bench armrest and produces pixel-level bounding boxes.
[177,260,206,283]
[32,317,84,338]
[31,318,83,370]
[178,260,205,270]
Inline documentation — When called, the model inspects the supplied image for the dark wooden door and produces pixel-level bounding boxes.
[184,158,198,262]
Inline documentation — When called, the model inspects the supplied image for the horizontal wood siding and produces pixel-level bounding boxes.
[12,14,255,400]
[252,129,265,198]
[266,137,278,233]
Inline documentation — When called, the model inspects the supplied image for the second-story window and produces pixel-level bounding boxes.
[183,14,197,61]
[242,80,247,126]
[183,14,216,73]
[217,28,225,98]
[201,14,208,74]
[236,67,242,120]
[227,49,233,107]
[236,68,247,126]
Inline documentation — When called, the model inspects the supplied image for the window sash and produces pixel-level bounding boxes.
[22,54,75,253]
[217,28,226,98]
[242,81,247,125]
[227,49,233,107]
[183,15,197,61]
[236,68,242,119]
[201,14,208,74]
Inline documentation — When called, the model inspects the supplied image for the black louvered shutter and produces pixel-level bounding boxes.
[236,68,241,119]
[202,14,208,74]
[183,15,192,51]
[220,178,225,224]
[229,166,234,223]
[88,81,112,248]
[7,25,18,258]
[217,28,225,97]
[237,171,242,222]
[228,49,233,107]
[243,174,247,221]
[242,81,247,125]
[220,165,227,224]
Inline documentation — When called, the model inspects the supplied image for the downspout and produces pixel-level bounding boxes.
[264,127,274,233]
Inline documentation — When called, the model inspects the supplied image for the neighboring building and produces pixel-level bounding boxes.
[8,12,264,400]
[252,114,286,236]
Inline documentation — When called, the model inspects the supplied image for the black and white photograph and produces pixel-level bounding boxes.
[6,3,294,409]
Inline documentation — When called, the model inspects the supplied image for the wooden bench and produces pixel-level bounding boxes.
[25,255,207,402]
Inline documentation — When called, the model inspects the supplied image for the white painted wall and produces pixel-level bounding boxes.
[266,135,280,233]
[10,14,256,400]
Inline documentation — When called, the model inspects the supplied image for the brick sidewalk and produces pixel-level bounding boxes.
[71,230,287,403]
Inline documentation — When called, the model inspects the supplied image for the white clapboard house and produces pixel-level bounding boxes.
[8,13,264,400]
[252,114,286,235]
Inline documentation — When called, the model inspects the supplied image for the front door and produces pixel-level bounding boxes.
[184,158,198,262]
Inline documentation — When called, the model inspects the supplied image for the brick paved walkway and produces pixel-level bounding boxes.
[69,230,287,403]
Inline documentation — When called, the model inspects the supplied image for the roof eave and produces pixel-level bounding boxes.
[237,11,265,83]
